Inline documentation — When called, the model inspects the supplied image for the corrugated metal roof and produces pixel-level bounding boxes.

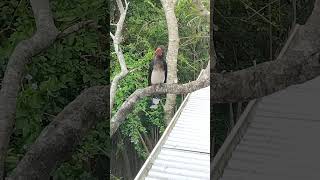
[135,86,210,180]
[213,76,320,180]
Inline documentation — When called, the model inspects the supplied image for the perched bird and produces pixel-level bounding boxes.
[148,46,167,108]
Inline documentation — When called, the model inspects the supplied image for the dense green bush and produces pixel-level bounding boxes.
[111,0,209,162]
[1,0,108,179]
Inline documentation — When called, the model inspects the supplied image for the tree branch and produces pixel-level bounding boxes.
[211,0,320,103]
[57,20,99,39]
[0,0,59,178]
[211,50,320,103]
[110,63,210,137]
[8,86,108,179]
[0,0,99,178]
[110,0,130,112]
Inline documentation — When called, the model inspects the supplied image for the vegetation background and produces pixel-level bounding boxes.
[213,0,315,155]
[0,0,108,179]
[110,0,209,179]
[3,0,314,179]
[0,0,208,179]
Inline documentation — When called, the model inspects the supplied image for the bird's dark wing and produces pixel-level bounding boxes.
[164,60,167,83]
[148,60,154,86]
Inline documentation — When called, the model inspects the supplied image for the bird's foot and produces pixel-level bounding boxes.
[154,84,161,89]
[159,83,165,88]
[152,98,160,105]
[150,104,158,109]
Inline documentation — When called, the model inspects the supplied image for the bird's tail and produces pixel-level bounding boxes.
[150,96,161,109]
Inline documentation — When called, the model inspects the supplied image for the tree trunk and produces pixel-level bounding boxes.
[121,141,133,179]
[142,132,153,151]
[0,0,59,178]
[161,0,180,125]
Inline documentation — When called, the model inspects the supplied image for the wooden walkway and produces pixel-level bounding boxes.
[213,76,320,180]
[135,86,210,180]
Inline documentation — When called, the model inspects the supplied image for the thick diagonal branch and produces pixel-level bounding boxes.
[0,0,98,177]
[8,86,108,179]
[211,50,320,103]
[111,63,210,137]
[110,0,130,112]
[110,0,320,137]
[0,0,59,178]
[211,0,320,103]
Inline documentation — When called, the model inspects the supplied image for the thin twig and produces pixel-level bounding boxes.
[239,0,278,28]
[57,20,99,39]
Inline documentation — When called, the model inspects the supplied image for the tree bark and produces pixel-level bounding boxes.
[161,0,180,125]
[121,146,133,180]
[0,0,59,178]
[8,86,108,179]
[211,0,320,103]
[142,132,153,152]
[0,0,99,177]
[109,0,320,142]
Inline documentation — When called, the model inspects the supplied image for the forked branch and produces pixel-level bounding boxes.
[110,0,130,112]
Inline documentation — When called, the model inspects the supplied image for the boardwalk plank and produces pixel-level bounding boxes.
[217,76,320,179]
[135,87,210,179]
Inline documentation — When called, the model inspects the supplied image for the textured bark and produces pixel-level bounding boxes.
[142,132,153,151]
[8,86,108,180]
[0,0,99,178]
[111,64,209,136]
[161,0,180,125]
[121,144,133,179]
[138,132,150,155]
[211,0,320,103]
[0,0,59,178]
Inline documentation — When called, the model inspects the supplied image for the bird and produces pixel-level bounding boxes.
[148,46,167,109]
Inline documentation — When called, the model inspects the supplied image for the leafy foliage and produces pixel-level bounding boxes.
[1,0,209,178]
[1,0,108,179]
[110,0,209,178]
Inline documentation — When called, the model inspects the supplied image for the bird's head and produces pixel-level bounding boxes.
[155,45,165,58]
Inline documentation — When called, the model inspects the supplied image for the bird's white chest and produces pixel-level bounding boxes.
[151,70,165,85]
